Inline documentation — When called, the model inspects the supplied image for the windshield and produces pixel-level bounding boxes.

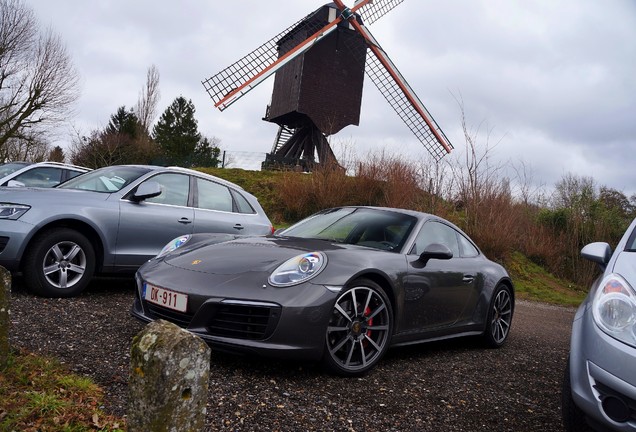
[280,207,417,252]
[58,166,152,193]
[0,162,30,177]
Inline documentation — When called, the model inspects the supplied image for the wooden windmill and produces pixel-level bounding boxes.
[202,0,453,170]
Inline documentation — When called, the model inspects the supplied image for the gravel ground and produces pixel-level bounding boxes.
[8,277,576,431]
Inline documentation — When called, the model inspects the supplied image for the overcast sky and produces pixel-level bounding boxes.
[28,0,636,197]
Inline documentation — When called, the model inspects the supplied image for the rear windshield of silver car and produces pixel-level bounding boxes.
[58,166,152,193]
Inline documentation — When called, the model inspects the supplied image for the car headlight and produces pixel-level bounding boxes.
[269,252,326,287]
[156,235,191,259]
[592,273,636,347]
[0,203,30,220]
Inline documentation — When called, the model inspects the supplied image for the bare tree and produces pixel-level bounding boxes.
[135,64,160,134]
[0,0,79,160]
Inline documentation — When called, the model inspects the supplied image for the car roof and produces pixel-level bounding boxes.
[91,164,246,191]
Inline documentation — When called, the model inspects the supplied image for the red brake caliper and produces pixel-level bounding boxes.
[364,306,373,339]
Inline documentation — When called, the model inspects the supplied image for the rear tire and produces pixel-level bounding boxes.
[483,283,513,347]
[23,228,95,297]
[322,278,393,377]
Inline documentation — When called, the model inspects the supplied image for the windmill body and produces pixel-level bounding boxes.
[203,0,453,170]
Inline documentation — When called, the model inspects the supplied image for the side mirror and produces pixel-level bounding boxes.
[419,243,453,264]
[581,242,612,269]
[7,180,25,187]
[132,181,162,202]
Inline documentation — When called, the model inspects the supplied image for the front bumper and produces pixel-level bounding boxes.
[569,302,636,431]
[131,262,341,361]
[0,219,35,271]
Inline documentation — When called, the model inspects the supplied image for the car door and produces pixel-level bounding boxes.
[191,176,255,235]
[115,173,195,267]
[401,220,479,331]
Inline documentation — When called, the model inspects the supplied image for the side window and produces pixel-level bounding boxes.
[410,221,460,257]
[14,167,62,187]
[145,173,189,206]
[231,190,256,214]
[458,234,479,257]
[196,178,233,212]
[66,170,85,181]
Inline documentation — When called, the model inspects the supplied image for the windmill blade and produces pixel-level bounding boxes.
[338,11,453,160]
[203,0,375,111]
[365,44,453,161]
[354,0,405,25]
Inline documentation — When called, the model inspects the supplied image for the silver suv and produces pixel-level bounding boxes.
[0,165,273,297]
[0,161,90,187]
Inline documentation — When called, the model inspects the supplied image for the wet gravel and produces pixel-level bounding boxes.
[8,277,575,431]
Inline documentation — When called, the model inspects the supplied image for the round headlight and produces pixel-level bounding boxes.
[269,252,326,287]
[592,274,636,347]
[156,235,191,259]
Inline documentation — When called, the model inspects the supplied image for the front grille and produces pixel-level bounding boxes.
[146,303,193,328]
[207,303,280,340]
[0,237,8,254]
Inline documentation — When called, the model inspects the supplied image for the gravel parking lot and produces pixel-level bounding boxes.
[9,277,576,431]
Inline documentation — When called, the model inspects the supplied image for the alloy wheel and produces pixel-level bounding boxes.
[42,241,87,289]
[490,288,512,344]
[326,285,391,374]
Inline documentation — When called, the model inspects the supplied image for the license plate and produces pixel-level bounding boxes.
[144,283,188,312]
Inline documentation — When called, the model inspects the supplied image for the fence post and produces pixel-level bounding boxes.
[0,266,10,368]
[128,319,211,432]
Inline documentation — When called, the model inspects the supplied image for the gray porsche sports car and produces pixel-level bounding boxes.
[132,206,514,375]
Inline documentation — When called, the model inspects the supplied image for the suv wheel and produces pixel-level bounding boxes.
[23,228,95,297]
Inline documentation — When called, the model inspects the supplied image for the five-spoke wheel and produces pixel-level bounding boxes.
[23,228,96,297]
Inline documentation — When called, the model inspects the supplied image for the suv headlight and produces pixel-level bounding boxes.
[0,204,30,220]
[592,273,636,347]
[269,252,326,287]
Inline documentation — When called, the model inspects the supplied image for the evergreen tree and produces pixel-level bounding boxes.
[47,146,65,162]
[153,96,200,166]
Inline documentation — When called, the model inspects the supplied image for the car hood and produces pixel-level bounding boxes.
[0,186,110,204]
[163,236,348,275]
[612,251,636,283]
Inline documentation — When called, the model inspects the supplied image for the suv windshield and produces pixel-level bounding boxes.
[58,166,152,193]
[0,162,30,177]
[281,207,417,252]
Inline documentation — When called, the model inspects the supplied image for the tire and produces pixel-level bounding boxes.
[562,357,593,432]
[322,278,393,377]
[483,283,514,347]
[23,228,96,298]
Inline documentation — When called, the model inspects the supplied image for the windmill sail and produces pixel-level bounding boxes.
[338,3,453,160]
[203,0,374,111]
[355,0,405,25]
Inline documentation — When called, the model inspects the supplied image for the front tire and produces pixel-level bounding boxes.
[23,228,96,297]
[483,283,513,347]
[322,279,393,376]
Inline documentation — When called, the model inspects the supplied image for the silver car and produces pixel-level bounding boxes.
[0,165,273,297]
[0,161,90,187]
[562,217,636,431]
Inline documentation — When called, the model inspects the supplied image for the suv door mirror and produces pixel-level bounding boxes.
[581,242,612,269]
[7,180,25,187]
[132,181,162,202]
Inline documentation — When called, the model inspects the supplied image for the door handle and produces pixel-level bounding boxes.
[178,217,192,224]
[233,224,245,231]
[462,274,475,284]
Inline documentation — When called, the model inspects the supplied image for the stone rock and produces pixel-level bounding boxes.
[128,319,211,432]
